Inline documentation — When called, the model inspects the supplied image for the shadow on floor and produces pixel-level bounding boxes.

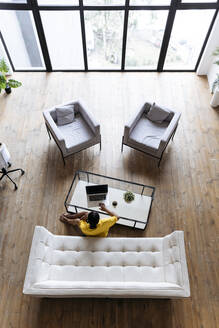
[36,297,174,328]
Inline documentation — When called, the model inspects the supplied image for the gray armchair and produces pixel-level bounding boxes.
[122,102,181,167]
[43,100,101,165]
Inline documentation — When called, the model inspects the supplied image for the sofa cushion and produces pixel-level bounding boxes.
[48,263,165,283]
[33,281,181,290]
[147,103,170,123]
[56,105,75,126]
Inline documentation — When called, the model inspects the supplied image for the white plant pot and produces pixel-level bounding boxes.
[210,87,219,107]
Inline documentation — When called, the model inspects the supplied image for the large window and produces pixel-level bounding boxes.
[126,10,168,69]
[85,10,124,69]
[0,10,44,69]
[164,10,215,69]
[0,0,218,72]
[41,11,84,69]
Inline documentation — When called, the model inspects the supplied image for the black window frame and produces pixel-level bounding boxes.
[0,0,218,72]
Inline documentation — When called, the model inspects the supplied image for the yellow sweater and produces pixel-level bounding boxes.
[79,216,117,237]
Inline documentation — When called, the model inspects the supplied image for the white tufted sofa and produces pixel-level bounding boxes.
[23,226,190,298]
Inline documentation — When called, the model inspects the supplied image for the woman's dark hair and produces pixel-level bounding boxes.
[87,211,100,229]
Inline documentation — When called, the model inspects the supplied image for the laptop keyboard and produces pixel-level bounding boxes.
[89,195,106,201]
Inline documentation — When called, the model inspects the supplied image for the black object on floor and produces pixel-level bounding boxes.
[0,165,25,190]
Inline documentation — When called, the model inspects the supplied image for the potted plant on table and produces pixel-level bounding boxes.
[210,47,219,108]
[0,58,22,94]
[123,191,135,203]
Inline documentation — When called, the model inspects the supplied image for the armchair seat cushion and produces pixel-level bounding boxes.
[129,114,169,150]
[58,114,95,151]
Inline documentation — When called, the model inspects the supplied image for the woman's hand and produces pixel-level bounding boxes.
[80,212,88,221]
[99,203,118,219]
[99,203,107,211]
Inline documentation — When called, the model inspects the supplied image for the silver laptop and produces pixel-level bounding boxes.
[86,184,108,207]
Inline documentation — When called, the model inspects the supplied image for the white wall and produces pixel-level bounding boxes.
[197,15,219,91]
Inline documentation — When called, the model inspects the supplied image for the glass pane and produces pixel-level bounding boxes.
[83,0,125,4]
[0,11,44,69]
[85,11,124,69]
[130,0,170,4]
[38,0,78,4]
[164,10,215,69]
[125,10,168,69]
[182,0,216,2]
[0,0,26,3]
[41,11,84,69]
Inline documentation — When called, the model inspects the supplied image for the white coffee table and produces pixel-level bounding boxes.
[65,171,155,230]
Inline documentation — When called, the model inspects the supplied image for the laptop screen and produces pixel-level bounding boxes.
[86,184,108,195]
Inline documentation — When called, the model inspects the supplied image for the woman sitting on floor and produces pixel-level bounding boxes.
[60,203,118,237]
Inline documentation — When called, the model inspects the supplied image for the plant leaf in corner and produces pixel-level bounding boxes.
[0,58,9,73]
[0,73,6,89]
[7,79,22,88]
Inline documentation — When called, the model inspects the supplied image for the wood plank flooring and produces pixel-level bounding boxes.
[0,72,218,328]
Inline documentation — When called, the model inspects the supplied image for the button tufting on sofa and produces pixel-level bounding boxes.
[23,227,190,298]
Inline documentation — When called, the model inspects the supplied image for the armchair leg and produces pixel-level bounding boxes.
[45,124,51,140]
[158,151,165,167]
[61,153,66,166]
[121,137,124,152]
[158,158,162,168]
[172,124,178,141]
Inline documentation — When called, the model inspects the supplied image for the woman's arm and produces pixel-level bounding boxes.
[99,203,118,219]
[63,211,88,219]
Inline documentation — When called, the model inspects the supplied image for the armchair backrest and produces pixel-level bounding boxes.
[49,108,57,123]
[161,111,181,144]
[123,102,152,143]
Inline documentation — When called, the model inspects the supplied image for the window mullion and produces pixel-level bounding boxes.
[195,8,219,71]
[28,0,52,71]
[79,0,88,71]
[121,0,129,70]
[157,0,178,72]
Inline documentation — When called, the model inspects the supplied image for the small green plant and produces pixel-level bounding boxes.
[0,58,22,94]
[123,191,135,203]
[212,73,219,94]
[212,47,219,65]
[212,47,219,93]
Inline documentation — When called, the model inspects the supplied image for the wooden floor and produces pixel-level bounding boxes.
[0,72,218,328]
